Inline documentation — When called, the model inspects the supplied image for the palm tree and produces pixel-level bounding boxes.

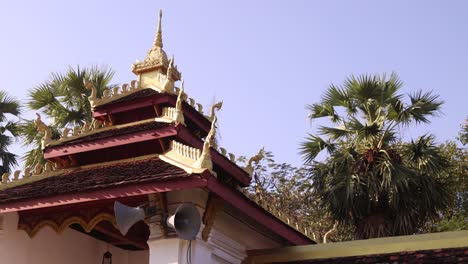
[0,90,21,175]
[20,66,115,166]
[300,73,451,239]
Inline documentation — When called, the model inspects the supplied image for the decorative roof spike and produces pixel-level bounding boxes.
[228,153,235,162]
[188,98,195,107]
[219,147,227,156]
[61,128,71,139]
[73,126,81,136]
[245,147,265,176]
[103,89,111,99]
[92,119,103,130]
[35,113,52,149]
[154,9,163,48]
[81,122,91,133]
[194,116,217,171]
[84,81,98,108]
[130,80,139,91]
[33,164,44,175]
[2,173,10,184]
[112,86,120,98]
[23,167,31,178]
[13,170,21,181]
[44,162,54,172]
[196,103,203,114]
[161,56,176,93]
[121,83,129,94]
[174,79,186,125]
[208,101,223,121]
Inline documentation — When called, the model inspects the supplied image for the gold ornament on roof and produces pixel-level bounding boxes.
[174,79,187,125]
[245,147,265,176]
[84,81,98,109]
[132,10,169,74]
[195,116,217,171]
[161,56,176,93]
[35,113,52,149]
[208,101,223,121]
[132,9,181,93]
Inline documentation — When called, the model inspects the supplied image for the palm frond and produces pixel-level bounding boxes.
[404,90,443,124]
[318,126,350,140]
[300,134,336,163]
[0,91,21,120]
[307,103,340,122]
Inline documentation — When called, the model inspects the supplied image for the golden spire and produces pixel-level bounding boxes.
[132,10,181,83]
[154,10,163,48]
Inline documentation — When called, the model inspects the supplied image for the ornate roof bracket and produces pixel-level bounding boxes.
[244,147,265,176]
[35,113,52,149]
[84,81,98,109]
[160,56,177,94]
[206,101,223,122]
[156,78,186,125]
[201,195,224,241]
[194,116,217,171]
[173,79,186,125]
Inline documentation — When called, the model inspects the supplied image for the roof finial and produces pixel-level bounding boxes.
[154,9,163,48]
[174,78,186,125]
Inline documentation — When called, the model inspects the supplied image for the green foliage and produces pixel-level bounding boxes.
[460,117,468,145]
[422,141,467,232]
[0,90,21,174]
[19,66,115,166]
[239,150,354,243]
[301,73,450,239]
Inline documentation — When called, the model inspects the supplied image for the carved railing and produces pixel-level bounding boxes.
[171,141,201,161]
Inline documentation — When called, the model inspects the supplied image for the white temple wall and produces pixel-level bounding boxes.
[0,212,148,264]
[0,188,288,264]
[144,189,283,264]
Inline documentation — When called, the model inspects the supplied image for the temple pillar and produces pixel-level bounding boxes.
[146,217,247,264]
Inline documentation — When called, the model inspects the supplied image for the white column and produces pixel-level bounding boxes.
[147,224,247,264]
[147,222,182,264]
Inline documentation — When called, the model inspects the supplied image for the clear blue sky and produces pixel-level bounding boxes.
[1,0,467,167]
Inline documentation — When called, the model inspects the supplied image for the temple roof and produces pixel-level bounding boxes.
[0,10,316,246]
[0,156,190,205]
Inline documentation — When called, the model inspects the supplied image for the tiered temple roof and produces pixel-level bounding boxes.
[0,11,315,247]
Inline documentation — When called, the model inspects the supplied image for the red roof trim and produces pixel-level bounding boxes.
[0,176,207,213]
[0,173,310,245]
[205,176,312,245]
[92,94,211,134]
[44,126,177,159]
[92,96,169,118]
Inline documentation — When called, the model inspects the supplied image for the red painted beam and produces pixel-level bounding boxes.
[92,96,170,118]
[44,126,177,159]
[205,176,313,245]
[0,177,207,213]
[177,125,251,186]
[92,94,211,134]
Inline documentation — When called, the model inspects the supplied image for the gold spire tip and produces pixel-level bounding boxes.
[154,9,163,48]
